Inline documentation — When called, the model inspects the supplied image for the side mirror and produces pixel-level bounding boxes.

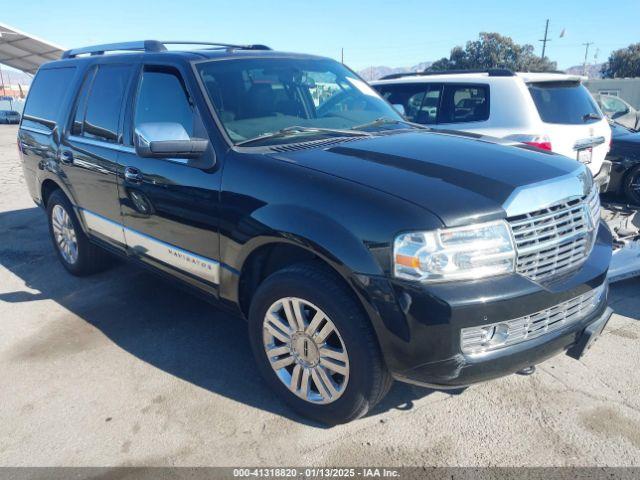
[392,104,406,117]
[134,122,209,159]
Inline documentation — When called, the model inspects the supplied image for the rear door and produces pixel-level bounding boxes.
[62,62,135,249]
[116,62,222,295]
[527,81,611,176]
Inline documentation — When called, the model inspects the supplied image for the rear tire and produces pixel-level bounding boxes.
[248,262,392,425]
[46,189,111,276]
[623,165,640,206]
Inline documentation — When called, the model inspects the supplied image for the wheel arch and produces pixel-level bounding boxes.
[225,204,388,320]
[40,178,64,207]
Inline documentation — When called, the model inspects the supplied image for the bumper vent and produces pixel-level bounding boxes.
[461,282,607,355]
[508,187,600,282]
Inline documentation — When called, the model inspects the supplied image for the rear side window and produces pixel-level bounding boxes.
[22,67,76,133]
[439,84,489,124]
[528,81,601,125]
[375,83,442,124]
[71,66,96,135]
[79,64,132,143]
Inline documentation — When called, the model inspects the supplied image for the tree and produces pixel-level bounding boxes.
[601,43,640,78]
[428,32,557,72]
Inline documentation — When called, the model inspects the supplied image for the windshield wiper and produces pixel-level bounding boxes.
[236,126,371,147]
[352,117,429,131]
[583,113,601,122]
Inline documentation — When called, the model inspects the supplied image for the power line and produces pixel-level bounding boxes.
[539,19,551,58]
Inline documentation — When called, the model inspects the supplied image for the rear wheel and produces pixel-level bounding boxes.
[248,262,392,425]
[623,165,640,206]
[46,190,111,276]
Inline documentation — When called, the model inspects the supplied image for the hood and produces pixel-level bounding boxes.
[271,130,587,227]
[611,126,640,160]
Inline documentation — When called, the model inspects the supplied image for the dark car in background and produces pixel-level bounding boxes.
[595,94,640,132]
[0,109,20,124]
[18,40,612,424]
[606,121,640,205]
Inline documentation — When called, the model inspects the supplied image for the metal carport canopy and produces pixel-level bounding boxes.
[0,23,65,75]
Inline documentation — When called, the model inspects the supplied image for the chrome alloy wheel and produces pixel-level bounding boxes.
[263,297,350,404]
[51,204,78,264]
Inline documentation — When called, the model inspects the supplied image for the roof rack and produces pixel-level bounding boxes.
[61,40,271,59]
[379,68,515,80]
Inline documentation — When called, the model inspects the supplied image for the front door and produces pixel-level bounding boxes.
[116,63,223,295]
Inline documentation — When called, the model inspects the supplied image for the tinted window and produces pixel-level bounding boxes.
[529,81,601,125]
[134,70,194,135]
[196,57,401,144]
[375,83,442,124]
[83,64,132,142]
[71,67,96,135]
[439,84,489,124]
[600,95,629,116]
[22,67,76,132]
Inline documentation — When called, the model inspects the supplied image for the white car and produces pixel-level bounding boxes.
[371,70,612,188]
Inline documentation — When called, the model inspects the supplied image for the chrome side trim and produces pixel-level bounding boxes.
[81,209,126,245]
[79,208,220,284]
[502,165,592,218]
[68,135,136,154]
[124,228,220,284]
[574,136,606,151]
[20,125,53,136]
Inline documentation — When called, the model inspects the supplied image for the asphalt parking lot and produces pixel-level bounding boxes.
[1,124,640,467]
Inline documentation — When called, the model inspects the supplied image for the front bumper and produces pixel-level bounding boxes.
[354,224,612,388]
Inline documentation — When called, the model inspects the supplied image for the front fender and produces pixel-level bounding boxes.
[245,203,384,275]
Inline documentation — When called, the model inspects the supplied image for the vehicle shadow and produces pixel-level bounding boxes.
[0,206,445,426]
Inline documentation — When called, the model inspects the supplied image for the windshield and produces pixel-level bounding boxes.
[528,81,602,125]
[196,57,403,145]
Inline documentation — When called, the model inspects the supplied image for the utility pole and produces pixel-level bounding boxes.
[582,42,593,76]
[341,48,344,64]
[539,19,550,58]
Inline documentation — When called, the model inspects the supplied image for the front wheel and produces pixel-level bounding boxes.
[248,262,392,425]
[623,165,640,206]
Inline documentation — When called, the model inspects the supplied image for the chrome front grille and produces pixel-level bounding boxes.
[461,283,607,355]
[508,188,600,282]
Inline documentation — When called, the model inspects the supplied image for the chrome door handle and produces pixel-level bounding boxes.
[124,166,143,184]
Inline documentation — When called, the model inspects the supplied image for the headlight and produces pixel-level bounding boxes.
[393,220,516,283]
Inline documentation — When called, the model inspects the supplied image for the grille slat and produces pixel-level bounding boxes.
[508,188,600,282]
[461,284,606,355]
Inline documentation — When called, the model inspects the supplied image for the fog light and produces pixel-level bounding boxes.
[461,323,509,354]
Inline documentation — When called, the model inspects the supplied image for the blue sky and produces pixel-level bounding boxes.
[3,0,639,71]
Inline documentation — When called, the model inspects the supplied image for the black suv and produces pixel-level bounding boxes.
[19,41,613,424]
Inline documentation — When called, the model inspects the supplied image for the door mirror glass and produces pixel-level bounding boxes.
[134,122,209,159]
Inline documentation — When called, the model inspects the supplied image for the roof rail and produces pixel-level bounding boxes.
[160,41,272,51]
[61,40,272,59]
[379,68,515,80]
[61,40,167,58]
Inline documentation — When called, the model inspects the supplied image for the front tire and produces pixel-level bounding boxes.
[248,262,392,425]
[46,190,111,276]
